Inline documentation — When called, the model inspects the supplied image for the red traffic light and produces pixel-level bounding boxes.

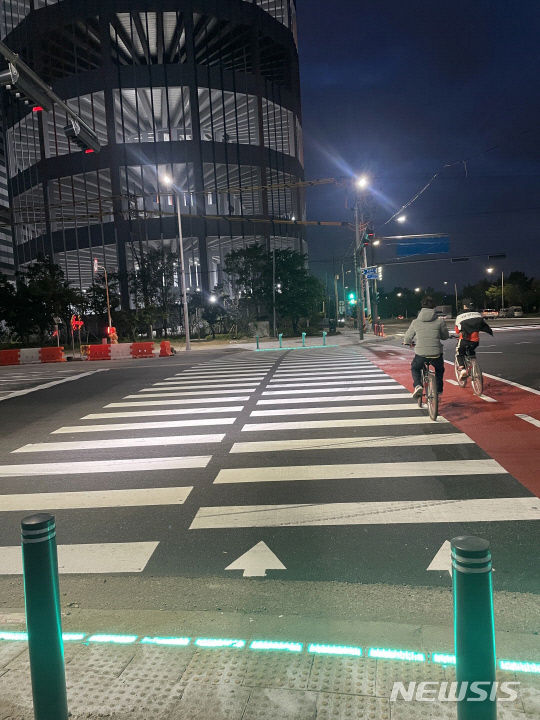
[106,326,116,336]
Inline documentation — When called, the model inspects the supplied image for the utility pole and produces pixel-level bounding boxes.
[334,273,339,325]
[174,193,191,351]
[272,248,277,337]
[354,203,365,340]
[454,283,459,315]
[501,271,505,310]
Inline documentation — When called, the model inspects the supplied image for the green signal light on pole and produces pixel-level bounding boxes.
[347,291,356,305]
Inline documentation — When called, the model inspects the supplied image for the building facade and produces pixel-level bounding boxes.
[0,117,13,274]
[0,0,304,305]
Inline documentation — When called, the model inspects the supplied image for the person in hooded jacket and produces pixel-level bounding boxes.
[454,311,493,379]
[403,296,450,398]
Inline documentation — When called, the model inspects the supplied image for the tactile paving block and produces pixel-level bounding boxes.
[308,655,376,695]
[120,646,194,683]
[66,671,184,719]
[0,642,27,668]
[242,688,317,720]
[244,652,313,689]
[181,649,248,685]
[64,643,136,679]
[166,681,250,719]
[316,692,390,720]
[390,699,528,719]
[375,660,445,698]
[0,669,33,716]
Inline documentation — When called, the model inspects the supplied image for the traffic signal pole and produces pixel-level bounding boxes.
[354,203,365,340]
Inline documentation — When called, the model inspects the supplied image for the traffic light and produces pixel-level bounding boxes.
[0,62,53,110]
[64,117,100,154]
[347,291,357,305]
[362,227,375,246]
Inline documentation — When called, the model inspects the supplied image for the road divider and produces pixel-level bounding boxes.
[0,346,66,365]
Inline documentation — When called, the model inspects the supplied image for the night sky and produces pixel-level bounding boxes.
[296,0,540,292]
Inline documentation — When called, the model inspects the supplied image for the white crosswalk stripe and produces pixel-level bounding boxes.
[0,487,193,510]
[262,383,399,396]
[242,416,444,432]
[190,498,540,529]
[13,434,224,453]
[108,396,250,407]
[231,433,473,453]
[0,456,211,477]
[256,393,409,405]
[251,403,423,417]
[53,418,236,433]
[82,407,244,419]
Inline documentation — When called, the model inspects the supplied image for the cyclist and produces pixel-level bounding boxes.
[403,296,449,398]
[454,311,493,379]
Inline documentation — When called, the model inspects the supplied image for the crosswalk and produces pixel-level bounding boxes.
[0,365,94,399]
[0,346,538,587]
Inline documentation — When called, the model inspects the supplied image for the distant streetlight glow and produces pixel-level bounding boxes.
[209,295,217,303]
[355,175,369,190]
[373,239,380,246]
[414,287,421,293]
[443,281,448,285]
[397,292,402,297]
[396,215,406,223]
[162,174,173,187]
[486,267,494,274]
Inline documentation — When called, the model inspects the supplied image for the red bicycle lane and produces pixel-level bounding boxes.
[362,344,540,498]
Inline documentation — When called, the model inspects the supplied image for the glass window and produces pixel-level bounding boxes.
[44,92,107,159]
[114,86,192,143]
[12,184,44,246]
[198,88,259,145]
[262,99,296,157]
[7,112,41,177]
[49,170,113,231]
[110,12,187,66]
[203,163,262,216]
[120,163,195,216]
[0,0,31,39]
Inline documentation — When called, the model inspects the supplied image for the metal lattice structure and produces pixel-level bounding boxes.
[0,0,304,304]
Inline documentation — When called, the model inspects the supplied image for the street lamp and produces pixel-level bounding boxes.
[396,215,407,223]
[209,295,217,304]
[397,292,402,297]
[163,174,191,351]
[486,266,504,309]
[356,174,369,190]
[92,258,113,339]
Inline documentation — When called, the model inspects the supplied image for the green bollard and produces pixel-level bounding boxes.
[256,335,259,350]
[322,331,327,346]
[22,514,68,720]
[452,536,497,720]
[302,332,306,347]
[279,333,283,348]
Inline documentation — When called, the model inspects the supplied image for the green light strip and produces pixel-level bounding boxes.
[0,628,537,673]
[432,652,456,666]
[250,640,303,652]
[308,643,362,657]
[140,636,190,646]
[87,634,138,644]
[195,638,245,649]
[368,647,426,662]
[499,660,540,674]
[256,345,339,352]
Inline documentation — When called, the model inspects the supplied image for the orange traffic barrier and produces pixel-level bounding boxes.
[159,340,173,357]
[0,349,21,366]
[88,344,111,361]
[39,347,66,363]
[131,342,155,359]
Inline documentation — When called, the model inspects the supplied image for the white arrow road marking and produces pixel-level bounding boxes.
[427,541,452,576]
[225,541,286,577]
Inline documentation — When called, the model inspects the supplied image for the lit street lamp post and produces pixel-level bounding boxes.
[487,267,504,310]
[163,175,191,351]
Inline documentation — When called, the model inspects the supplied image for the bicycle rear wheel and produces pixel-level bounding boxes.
[454,356,467,387]
[470,358,483,396]
[427,372,439,421]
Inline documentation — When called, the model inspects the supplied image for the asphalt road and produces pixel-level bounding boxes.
[0,342,538,600]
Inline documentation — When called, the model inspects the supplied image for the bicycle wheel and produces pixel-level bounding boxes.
[427,372,439,421]
[454,356,467,387]
[470,358,483,396]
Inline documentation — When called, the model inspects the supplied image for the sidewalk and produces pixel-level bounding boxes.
[0,583,538,719]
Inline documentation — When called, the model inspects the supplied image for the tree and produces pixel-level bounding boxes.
[128,247,180,337]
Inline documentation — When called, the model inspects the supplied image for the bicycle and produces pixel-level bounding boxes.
[417,357,439,421]
[454,346,483,396]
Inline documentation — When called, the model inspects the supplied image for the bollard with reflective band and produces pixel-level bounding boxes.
[256,335,259,350]
[452,536,497,720]
[279,333,283,348]
[22,514,68,720]
[322,331,327,346]
[302,332,306,347]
